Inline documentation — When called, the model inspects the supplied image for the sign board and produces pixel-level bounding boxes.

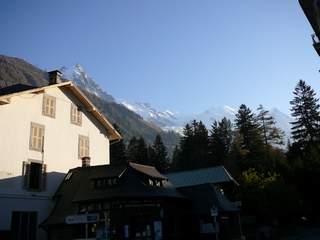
[210,207,218,217]
[200,223,215,233]
[154,221,162,240]
[66,213,99,224]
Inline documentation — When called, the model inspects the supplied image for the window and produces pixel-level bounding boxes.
[93,177,118,189]
[65,172,73,181]
[22,161,47,191]
[78,135,89,158]
[11,211,37,240]
[42,94,56,118]
[29,123,45,152]
[146,178,163,187]
[71,104,82,126]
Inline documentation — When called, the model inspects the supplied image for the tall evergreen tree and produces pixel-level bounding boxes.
[193,120,210,167]
[288,80,320,221]
[110,124,127,166]
[177,123,194,170]
[256,105,285,146]
[235,104,263,150]
[171,145,181,170]
[235,104,265,170]
[150,134,169,173]
[209,117,233,166]
[174,120,209,171]
[126,136,149,165]
[290,80,320,149]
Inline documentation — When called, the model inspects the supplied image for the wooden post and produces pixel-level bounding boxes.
[85,223,88,240]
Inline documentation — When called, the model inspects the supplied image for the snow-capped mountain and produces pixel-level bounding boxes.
[60,64,115,102]
[120,101,182,128]
[119,103,239,132]
[120,101,293,139]
[59,63,293,140]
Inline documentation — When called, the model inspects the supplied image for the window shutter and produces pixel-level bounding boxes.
[78,136,82,158]
[41,164,47,191]
[22,161,30,189]
[70,104,73,123]
[42,96,46,115]
[78,109,82,125]
[49,99,54,116]
[85,138,89,157]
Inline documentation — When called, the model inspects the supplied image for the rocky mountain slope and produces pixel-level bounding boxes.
[0,55,48,87]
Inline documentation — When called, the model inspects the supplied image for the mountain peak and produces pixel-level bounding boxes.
[60,64,115,102]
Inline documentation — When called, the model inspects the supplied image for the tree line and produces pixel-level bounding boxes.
[111,79,320,226]
[110,127,169,173]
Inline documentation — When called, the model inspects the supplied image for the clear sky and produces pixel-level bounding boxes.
[0,0,319,114]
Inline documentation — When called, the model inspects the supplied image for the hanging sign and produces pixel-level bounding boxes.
[65,213,99,224]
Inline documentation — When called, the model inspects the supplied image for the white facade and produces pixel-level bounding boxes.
[0,83,115,239]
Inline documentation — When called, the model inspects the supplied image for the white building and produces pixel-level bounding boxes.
[0,70,121,240]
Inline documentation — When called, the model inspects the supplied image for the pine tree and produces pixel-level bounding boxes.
[110,124,127,166]
[288,80,320,221]
[235,104,263,150]
[126,136,149,165]
[290,80,320,149]
[256,105,285,146]
[177,123,194,170]
[126,136,139,162]
[209,117,233,166]
[174,120,209,171]
[171,145,181,170]
[151,134,169,173]
[193,120,210,168]
[234,104,265,171]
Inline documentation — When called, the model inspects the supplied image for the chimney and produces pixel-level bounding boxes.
[48,70,63,85]
[81,157,91,167]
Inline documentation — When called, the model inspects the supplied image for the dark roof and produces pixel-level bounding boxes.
[177,184,239,214]
[129,162,167,180]
[166,166,238,188]
[0,84,36,96]
[299,0,320,38]
[42,163,184,226]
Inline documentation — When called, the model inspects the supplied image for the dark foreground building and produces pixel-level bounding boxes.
[167,166,242,240]
[42,163,241,240]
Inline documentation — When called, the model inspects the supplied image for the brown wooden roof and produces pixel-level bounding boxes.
[42,163,184,226]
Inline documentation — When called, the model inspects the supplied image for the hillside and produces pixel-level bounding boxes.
[0,55,48,87]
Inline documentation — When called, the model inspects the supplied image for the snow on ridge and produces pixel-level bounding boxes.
[223,105,237,114]
[60,64,115,102]
[121,101,138,112]
[119,101,292,140]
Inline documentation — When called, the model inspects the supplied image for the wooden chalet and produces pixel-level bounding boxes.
[42,162,187,240]
[42,163,241,240]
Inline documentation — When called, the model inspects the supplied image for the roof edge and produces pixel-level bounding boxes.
[0,81,121,141]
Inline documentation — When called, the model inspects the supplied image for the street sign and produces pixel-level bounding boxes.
[210,207,218,217]
[65,213,99,224]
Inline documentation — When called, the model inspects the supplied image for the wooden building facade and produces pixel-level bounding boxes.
[42,164,241,240]
[42,163,187,240]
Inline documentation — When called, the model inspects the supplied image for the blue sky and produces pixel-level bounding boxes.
[0,0,319,114]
